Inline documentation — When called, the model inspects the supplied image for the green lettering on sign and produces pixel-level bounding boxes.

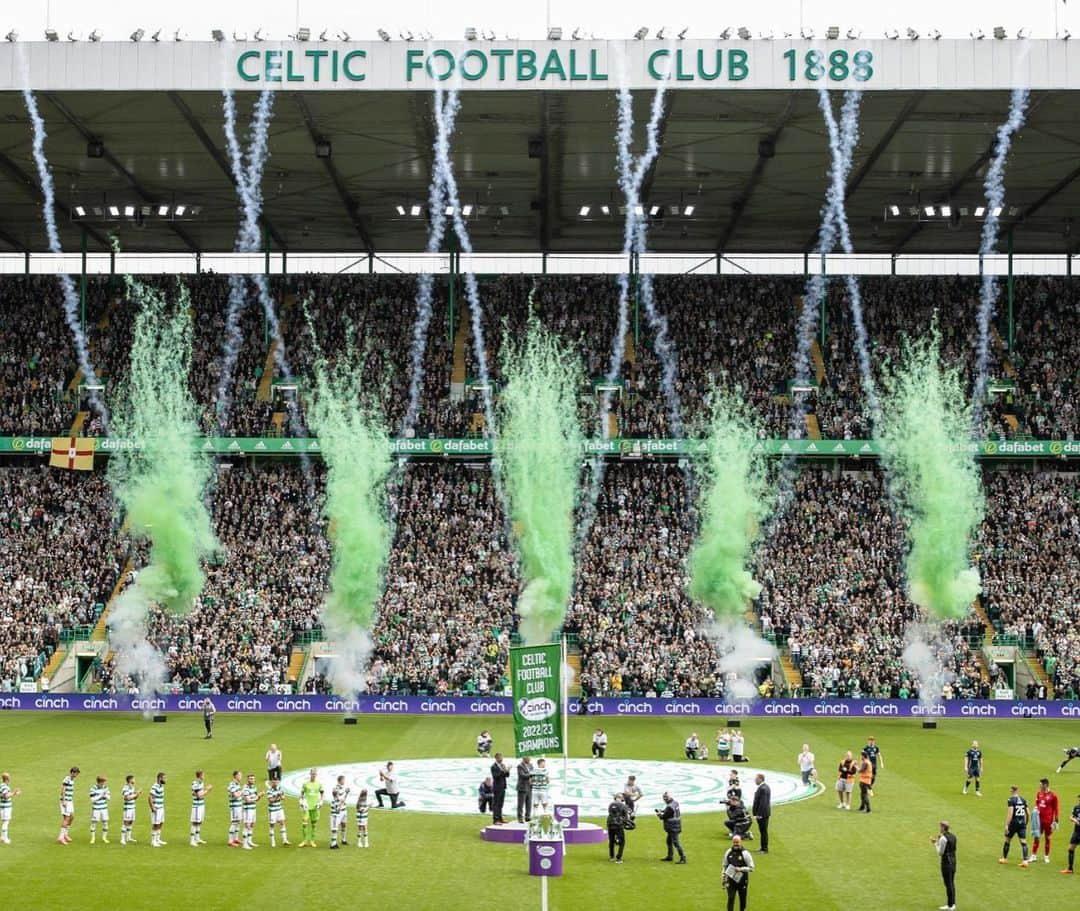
[728,49,749,81]
[461,49,487,81]
[540,49,566,81]
[237,50,260,82]
[518,49,537,81]
[264,50,282,83]
[343,49,366,81]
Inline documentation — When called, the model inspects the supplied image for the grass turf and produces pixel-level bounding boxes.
[0,713,1077,910]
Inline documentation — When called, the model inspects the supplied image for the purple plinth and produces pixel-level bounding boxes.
[528,838,565,876]
[554,803,579,829]
[481,822,606,845]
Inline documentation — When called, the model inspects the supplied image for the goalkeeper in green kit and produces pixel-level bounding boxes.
[297,769,324,848]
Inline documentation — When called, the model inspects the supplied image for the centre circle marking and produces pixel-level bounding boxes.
[282,758,819,816]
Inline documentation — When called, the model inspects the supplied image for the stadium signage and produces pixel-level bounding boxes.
[2,436,1077,458]
[4,694,1080,717]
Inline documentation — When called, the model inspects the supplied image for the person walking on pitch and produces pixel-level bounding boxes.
[0,772,20,844]
[932,820,957,911]
[722,834,755,911]
[190,770,212,846]
[606,792,630,863]
[202,697,215,739]
[120,775,140,845]
[999,785,1031,867]
[355,790,370,848]
[57,766,79,844]
[656,791,686,864]
[1032,777,1060,863]
[963,740,983,796]
[857,752,874,813]
[298,768,323,847]
[89,775,110,844]
[862,735,883,792]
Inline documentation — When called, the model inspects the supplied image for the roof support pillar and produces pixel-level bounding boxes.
[80,227,88,334]
[1007,229,1015,353]
[819,252,827,349]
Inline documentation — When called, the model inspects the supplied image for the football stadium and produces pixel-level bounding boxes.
[0,2,1079,909]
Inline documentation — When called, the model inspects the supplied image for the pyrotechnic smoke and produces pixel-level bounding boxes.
[877,330,984,620]
[18,79,108,427]
[402,87,456,435]
[431,88,497,441]
[305,322,393,697]
[902,622,956,708]
[972,88,1029,428]
[688,392,775,698]
[498,317,584,645]
[107,278,217,693]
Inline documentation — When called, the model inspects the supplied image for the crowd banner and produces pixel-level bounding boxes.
[3,694,1080,718]
[2,436,1078,458]
[510,644,564,756]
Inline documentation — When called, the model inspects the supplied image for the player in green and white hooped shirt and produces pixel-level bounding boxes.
[0,771,22,844]
[148,772,167,847]
[330,775,350,849]
[226,770,243,846]
[530,759,551,815]
[120,775,141,845]
[89,775,111,844]
[298,768,323,848]
[355,789,370,848]
[265,778,290,847]
[241,774,262,850]
[57,766,80,844]
[190,770,213,847]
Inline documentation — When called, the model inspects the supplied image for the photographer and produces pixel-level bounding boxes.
[606,793,630,863]
[478,777,494,815]
[724,797,752,840]
[723,834,756,911]
[656,791,686,864]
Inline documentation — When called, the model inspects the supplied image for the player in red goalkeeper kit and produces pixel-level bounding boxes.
[1033,777,1061,864]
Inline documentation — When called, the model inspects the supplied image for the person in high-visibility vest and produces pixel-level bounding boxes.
[857,752,874,814]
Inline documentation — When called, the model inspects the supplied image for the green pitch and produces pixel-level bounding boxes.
[0,712,1076,910]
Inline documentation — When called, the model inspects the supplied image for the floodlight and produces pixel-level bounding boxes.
[465,27,478,40]
[1063,30,1072,39]
[175,205,186,216]
[993,26,1007,40]
[683,204,694,216]
[398,31,412,41]
[571,27,582,40]
[907,28,919,40]
[649,204,661,216]
[971,29,985,39]
[5,30,18,42]
[847,28,861,39]
[579,205,590,216]
[378,29,391,41]
[760,30,775,39]
[657,28,667,40]
[174,30,186,41]
[940,205,951,217]
[74,206,86,217]
[800,27,815,39]
[396,205,406,216]
[232,32,247,41]
[462,204,473,216]
[634,204,644,216]
[924,205,935,217]
[930,29,942,40]
[108,205,120,217]
[678,27,689,39]
[974,206,985,217]
[445,205,454,215]
[124,205,135,217]
[719,28,732,39]
[86,140,104,158]
[151,29,161,41]
[598,204,609,215]
[885,29,899,39]
[314,139,331,159]
[68,31,79,41]
[992,206,1003,217]
[319,29,329,41]
[89,29,102,42]
[158,205,169,216]
[825,26,839,40]
[295,27,310,41]
[212,29,226,42]
[1008,206,1020,216]
[45,29,58,41]
[411,204,422,216]
[548,27,562,40]
[633,27,648,40]
[130,29,144,42]
[889,205,900,216]
[1016,28,1029,39]
[338,31,351,41]
[253,28,265,41]
[738,27,752,40]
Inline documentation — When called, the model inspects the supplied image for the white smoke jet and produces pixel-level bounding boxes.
[902,622,956,710]
[108,579,168,697]
[972,88,1030,429]
[17,60,109,428]
[707,619,779,702]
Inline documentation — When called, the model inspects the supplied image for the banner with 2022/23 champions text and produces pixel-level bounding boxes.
[510,644,563,757]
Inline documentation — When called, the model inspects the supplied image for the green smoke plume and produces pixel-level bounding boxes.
[109,278,216,615]
[497,316,584,645]
[877,330,983,619]
[687,392,768,619]
[305,326,392,694]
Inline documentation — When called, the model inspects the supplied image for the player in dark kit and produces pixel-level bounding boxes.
[963,740,983,797]
[1061,793,1080,874]
[1057,747,1080,774]
[862,736,884,792]
[998,785,1031,867]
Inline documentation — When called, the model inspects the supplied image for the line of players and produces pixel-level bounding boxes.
[0,765,373,850]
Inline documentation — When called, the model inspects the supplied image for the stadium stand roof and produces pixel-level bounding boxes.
[1,40,1079,256]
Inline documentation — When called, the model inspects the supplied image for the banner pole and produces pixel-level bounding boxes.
[541,874,549,911]
[561,634,569,796]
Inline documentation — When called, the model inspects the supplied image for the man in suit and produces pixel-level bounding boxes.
[515,756,533,824]
[490,753,510,824]
[752,773,772,854]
